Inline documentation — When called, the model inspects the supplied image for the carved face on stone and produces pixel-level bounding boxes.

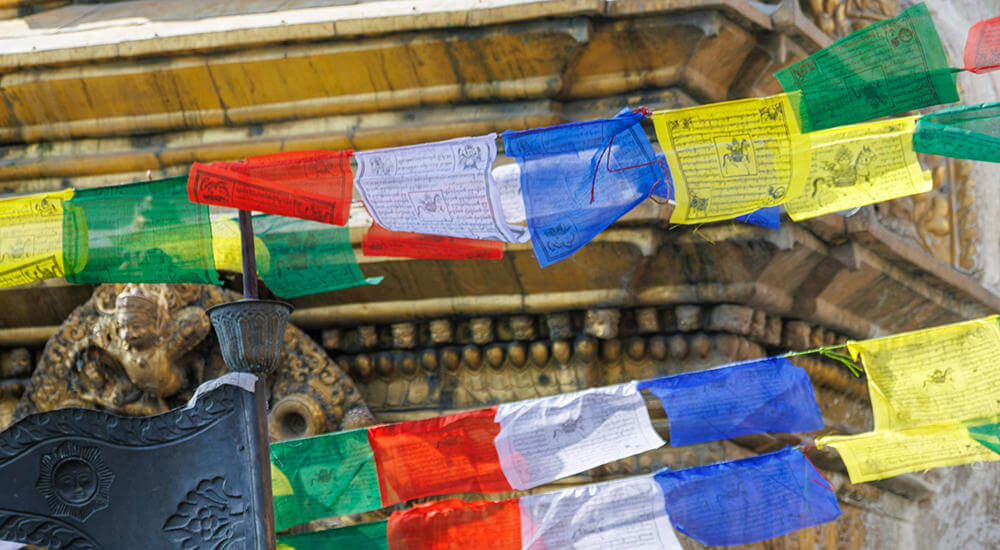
[115,285,161,350]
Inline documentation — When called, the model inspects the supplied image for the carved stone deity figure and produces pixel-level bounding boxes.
[14,283,374,439]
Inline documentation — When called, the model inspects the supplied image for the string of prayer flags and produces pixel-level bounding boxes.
[252,214,382,298]
[302,449,837,549]
[354,135,529,243]
[786,117,930,220]
[964,15,1000,73]
[0,189,73,288]
[817,316,1000,482]
[362,223,504,260]
[654,448,840,546]
[271,427,381,532]
[774,3,958,133]
[914,102,1000,163]
[637,357,823,447]
[652,94,807,223]
[278,521,388,550]
[269,360,825,528]
[63,177,221,285]
[502,109,667,267]
[188,150,354,226]
[387,476,682,550]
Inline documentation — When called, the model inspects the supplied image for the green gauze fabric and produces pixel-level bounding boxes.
[914,102,1000,163]
[968,421,1000,456]
[271,428,383,531]
[774,2,958,133]
[277,520,388,550]
[63,177,221,285]
[253,214,382,299]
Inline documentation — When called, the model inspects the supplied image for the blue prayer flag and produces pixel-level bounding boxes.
[654,447,841,546]
[502,110,666,267]
[638,356,823,446]
[734,206,781,229]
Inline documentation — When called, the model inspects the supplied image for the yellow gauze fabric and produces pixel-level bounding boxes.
[0,189,74,288]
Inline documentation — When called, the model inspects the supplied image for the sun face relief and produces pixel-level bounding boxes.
[37,442,115,521]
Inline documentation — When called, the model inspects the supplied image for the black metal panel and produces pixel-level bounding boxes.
[0,383,267,549]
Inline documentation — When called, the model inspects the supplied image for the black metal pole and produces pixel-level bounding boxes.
[236,208,275,549]
[238,209,259,299]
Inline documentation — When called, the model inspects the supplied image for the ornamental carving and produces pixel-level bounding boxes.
[876,157,981,276]
[11,283,375,440]
[163,477,248,550]
[802,0,899,38]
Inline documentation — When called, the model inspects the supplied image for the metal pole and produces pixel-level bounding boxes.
[238,209,259,299]
[237,208,275,549]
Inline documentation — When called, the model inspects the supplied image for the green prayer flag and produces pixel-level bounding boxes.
[968,421,1000,456]
[775,3,958,132]
[270,428,383,531]
[914,102,1000,162]
[277,520,388,550]
[63,177,221,285]
[254,214,382,299]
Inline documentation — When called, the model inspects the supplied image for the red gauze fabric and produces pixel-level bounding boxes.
[387,498,522,550]
[965,15,1000,73]
[368,407,512,506]
[188,150,353,225]
[362,223,504,260]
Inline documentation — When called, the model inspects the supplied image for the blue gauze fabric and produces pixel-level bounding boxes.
[735,206,781,229]
[638,356,823,447]
[502,110,666,267]
[654,447,841,546]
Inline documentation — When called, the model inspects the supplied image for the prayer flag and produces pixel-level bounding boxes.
[354,135,528,243]
[964,15,1000,73]
[774,3,958,132]
[0,189,73,288]
[652,94,808,223]
[362,223,504,260]
[638,357,823,447]
[188,150,353,226]
[271,428,382,532]
[210,217,270,273]
[654,448,840,546]
[817,316,1000,482]
[252,214,382,298]
[786,117,930,221]
[278,520,388,550]
[914,102,1000,163]
[491,163,528,224]
[734,206,781,229]
[63,177,221,285]
[502,111,667,266]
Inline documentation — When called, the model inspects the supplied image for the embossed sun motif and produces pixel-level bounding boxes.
[36,442,115,522]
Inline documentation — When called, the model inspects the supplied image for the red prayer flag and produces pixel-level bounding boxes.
[387,498,522,550]
[361,223,504,260]
[965,15,1000,73]
[368,407,513,506]
[188,150,353,225]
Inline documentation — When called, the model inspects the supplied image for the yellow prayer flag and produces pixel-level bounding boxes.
[210,217,270,274]
[848,315,1000,432]
[0,189,74,288]
[270,462,294,497]
[817,316,1000,482]
[819,422,1000,483]
[785,117,930,221]
[652,93,808,223]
